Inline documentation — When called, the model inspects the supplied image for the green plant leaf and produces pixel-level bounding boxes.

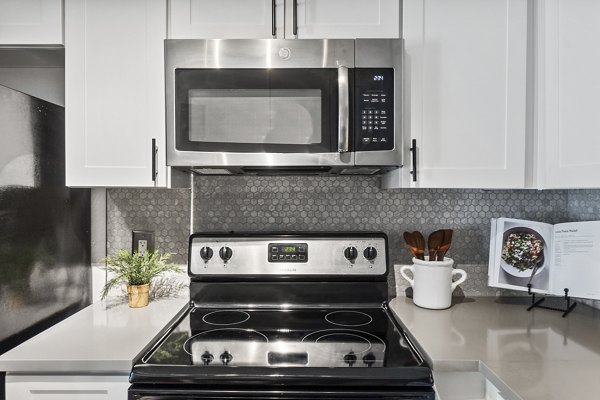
[100,250,182,300]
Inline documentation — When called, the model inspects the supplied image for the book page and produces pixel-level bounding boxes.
[488,218,498,287]
[551,221,600,300]
[488,218,553,293]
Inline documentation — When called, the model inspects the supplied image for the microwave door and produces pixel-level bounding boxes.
[165,39,355,169]
[169,68,353,168]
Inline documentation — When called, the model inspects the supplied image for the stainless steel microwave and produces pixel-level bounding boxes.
[165,39,402,175]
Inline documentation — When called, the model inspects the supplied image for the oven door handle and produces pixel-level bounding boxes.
[337,66,350,153]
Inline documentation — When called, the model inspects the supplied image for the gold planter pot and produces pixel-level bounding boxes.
[127,283,150,308]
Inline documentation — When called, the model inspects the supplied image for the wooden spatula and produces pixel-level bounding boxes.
[427,230,445,261]
[413,231,426,260]
[403,231,420,259]
[436,229,454,261]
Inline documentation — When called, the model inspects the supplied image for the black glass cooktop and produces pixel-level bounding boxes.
[142,307,422,369]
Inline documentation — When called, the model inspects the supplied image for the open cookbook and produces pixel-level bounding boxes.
[488,218,600,300]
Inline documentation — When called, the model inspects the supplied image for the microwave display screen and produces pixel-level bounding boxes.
[188,89,322,145]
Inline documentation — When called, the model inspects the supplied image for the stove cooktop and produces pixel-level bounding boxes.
[141,306,422,369]
[130,233,433,398]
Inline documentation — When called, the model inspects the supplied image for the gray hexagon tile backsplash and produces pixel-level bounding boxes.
[191,176,569,296]
[107,176,600,302]
[107,188,191,264]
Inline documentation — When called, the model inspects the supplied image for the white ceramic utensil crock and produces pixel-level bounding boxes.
[399,257,467,309]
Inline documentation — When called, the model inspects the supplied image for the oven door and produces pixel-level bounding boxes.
[165,39,355,170]
[129,387,435,400]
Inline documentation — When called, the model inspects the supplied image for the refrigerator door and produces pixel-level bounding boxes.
[0,85,91,354]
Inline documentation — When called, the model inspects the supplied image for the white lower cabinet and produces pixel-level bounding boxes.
[537,0,600,189]
[391,0,529,189]
[433,371,509,400]
[6,375,129,400]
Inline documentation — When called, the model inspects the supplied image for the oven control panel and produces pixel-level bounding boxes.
[268,243,308,263]
[189,234,387,276]
[355,68,394,152]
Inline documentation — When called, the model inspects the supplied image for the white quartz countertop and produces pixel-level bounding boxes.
[389,296,600,400]
[0,297,189,374]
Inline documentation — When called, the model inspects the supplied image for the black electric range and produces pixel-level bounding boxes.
[129,233,434,400]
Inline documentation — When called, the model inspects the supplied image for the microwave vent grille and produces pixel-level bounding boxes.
[340,168,381,175]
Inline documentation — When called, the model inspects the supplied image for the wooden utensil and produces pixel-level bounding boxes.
[403,231,420,259]
[427,230,445,261]
[413,231,426,260]
[436,229,454,261]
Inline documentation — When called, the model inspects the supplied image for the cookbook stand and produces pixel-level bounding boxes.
[526,284,577,318]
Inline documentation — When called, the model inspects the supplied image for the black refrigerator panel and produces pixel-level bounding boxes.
[0,84,91,355]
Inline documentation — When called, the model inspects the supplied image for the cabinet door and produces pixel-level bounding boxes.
[401,0,528,188]
[285,0,400,39]
[6,375,129,400]
[539,0,600,189]
[169,0,285,39]
[65,0,168,187]
[0,0,62,44]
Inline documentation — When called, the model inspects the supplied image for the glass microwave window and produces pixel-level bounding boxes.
[188,89,321,145]
[173,68,337,153]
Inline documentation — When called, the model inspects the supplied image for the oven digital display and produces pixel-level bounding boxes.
[268,352,308,365]
[268,243,308,263]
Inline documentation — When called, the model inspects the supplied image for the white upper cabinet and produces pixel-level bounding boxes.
[538,0,600,189]
[397,0,529,189]
[169,0,399,39]
[65,0,168,187]
[169,0,285,39]
[0,0,63,44]
[285,0,400,39]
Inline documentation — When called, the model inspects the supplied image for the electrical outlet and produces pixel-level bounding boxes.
[138,239,148,255]
[132,231,155,255]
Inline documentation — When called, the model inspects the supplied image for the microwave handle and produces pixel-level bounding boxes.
[338,66,350,153]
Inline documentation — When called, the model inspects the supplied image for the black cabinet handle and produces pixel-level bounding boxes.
[293,0,298,36]
[271,0,276,37]
[151,138,157,183]
[410,139,417,182]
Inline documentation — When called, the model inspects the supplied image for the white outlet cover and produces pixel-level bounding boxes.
[138,239,148,255]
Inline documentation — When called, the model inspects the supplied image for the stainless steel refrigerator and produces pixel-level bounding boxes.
[0,84,91,356]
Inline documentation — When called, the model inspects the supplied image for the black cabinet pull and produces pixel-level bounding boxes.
[293,0,298,36]
[410,139,417,182]
[151,138,157,183]
[271,0,276,37]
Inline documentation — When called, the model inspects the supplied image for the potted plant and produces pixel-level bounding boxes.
[100,250,182,308]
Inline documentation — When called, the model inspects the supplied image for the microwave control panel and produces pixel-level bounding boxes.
[354,68,394,151]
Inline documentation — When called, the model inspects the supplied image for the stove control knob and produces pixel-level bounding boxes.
[200,351,214,365]
[220,351,233,365]
[200,247,213,262]
[219,247,233,262]
[363,352,376,367]
[364,247,378,261]
[343,246,358,261]
[343,351,357,367]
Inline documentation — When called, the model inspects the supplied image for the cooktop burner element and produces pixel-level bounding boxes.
[201,310,251,326]
[130,233,434,400]
[302,329,385,367]
[325,310,374,327]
